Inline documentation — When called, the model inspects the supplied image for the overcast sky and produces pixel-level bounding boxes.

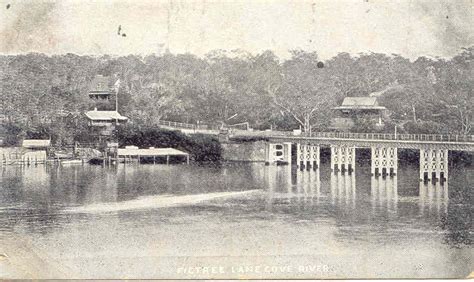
[0,0,472,60]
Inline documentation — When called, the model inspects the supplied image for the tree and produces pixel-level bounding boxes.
[272,50,340,132]
[433,48,473,134]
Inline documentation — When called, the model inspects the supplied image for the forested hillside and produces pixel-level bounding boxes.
[0,47,472,144]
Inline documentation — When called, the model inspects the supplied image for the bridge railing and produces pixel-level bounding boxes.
[157,121,473,143]
[157,120,220,131]
[230,129,473,142]
[157,120,196,129]
[308,132,474,143]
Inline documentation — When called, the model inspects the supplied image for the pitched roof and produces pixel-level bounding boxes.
[85,110,128,121]
[22,139,51,148]
[333,97,386,110]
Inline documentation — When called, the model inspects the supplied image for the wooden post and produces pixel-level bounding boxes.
[420,149,425,181]
[371,147,376,176]
[296,143,301,168]
[392,147,398,176]
[435,149,441,180]
[337,146,342,172]
[443,149,448,180]
[153,156,156,165]
[301,144,306,169]
[166,155,170,165]
[315,145,320,169]
[330,146,335,171]
[427,149,433,181]
[308,145,314,169]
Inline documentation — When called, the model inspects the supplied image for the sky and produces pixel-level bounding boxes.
[0,0,473,60]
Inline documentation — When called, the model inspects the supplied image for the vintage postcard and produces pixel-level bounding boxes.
[0,0,472,279]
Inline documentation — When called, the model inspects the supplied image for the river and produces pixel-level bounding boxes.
[0,161,472,279]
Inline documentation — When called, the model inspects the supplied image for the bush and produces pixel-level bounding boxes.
[229,136,269,143]
[2,123,24,146]
[187,134,222,162]
[115,125,222,163]
[351,115,375,133]
[403,120,445,134]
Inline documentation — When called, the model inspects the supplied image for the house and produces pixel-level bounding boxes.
[330,97,388,132]
[88,75,114,100]
[85,109,128,136]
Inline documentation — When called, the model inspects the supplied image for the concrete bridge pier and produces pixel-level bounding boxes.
[330,145,355,173]
[265,142,292,165]
[419,148,448,182]
[296,143,320,170]
[371,147,397,177]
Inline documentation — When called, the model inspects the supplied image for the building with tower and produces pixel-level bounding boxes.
[85,75,128,137]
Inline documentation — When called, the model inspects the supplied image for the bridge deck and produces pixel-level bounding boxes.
[155,119,474,151]
[231,131,474,151]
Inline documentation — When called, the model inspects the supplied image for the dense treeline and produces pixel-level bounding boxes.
[0,47,472,144]
[115,125,222,163]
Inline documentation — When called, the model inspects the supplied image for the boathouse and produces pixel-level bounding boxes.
[331,97,388,131]
[22,139,51,149]
[117,146,190,164]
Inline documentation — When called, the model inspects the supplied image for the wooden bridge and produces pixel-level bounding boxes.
[230,130,474,182]
[156,119,473,182]
[231,131,474,151]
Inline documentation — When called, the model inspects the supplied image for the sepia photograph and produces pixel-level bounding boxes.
[0,0,472,279]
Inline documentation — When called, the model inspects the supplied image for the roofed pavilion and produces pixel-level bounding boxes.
[330,97,388,131]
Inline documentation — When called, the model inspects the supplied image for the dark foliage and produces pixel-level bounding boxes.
[2,123,23,146]
[0,47,472,145]
[115,125,222,163]
[229,136,269,143]
[403,120,446,134]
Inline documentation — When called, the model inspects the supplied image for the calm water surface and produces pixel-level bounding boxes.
[0,161,472,279]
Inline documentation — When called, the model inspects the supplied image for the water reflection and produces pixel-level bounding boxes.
[330,172,356,208]
[0,162,472,255]
[296,168,321,203]
[419,181,449,215]
[264,166,323,212]
[264,166,292,210]
[262,164,462,225]
[370,176,398,212]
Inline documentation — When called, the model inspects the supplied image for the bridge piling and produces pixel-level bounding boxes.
[296,143,301,168]
[419,148,448,182]
[331,145,355,174]
[297,143,319,170]
[371,147,397,177]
